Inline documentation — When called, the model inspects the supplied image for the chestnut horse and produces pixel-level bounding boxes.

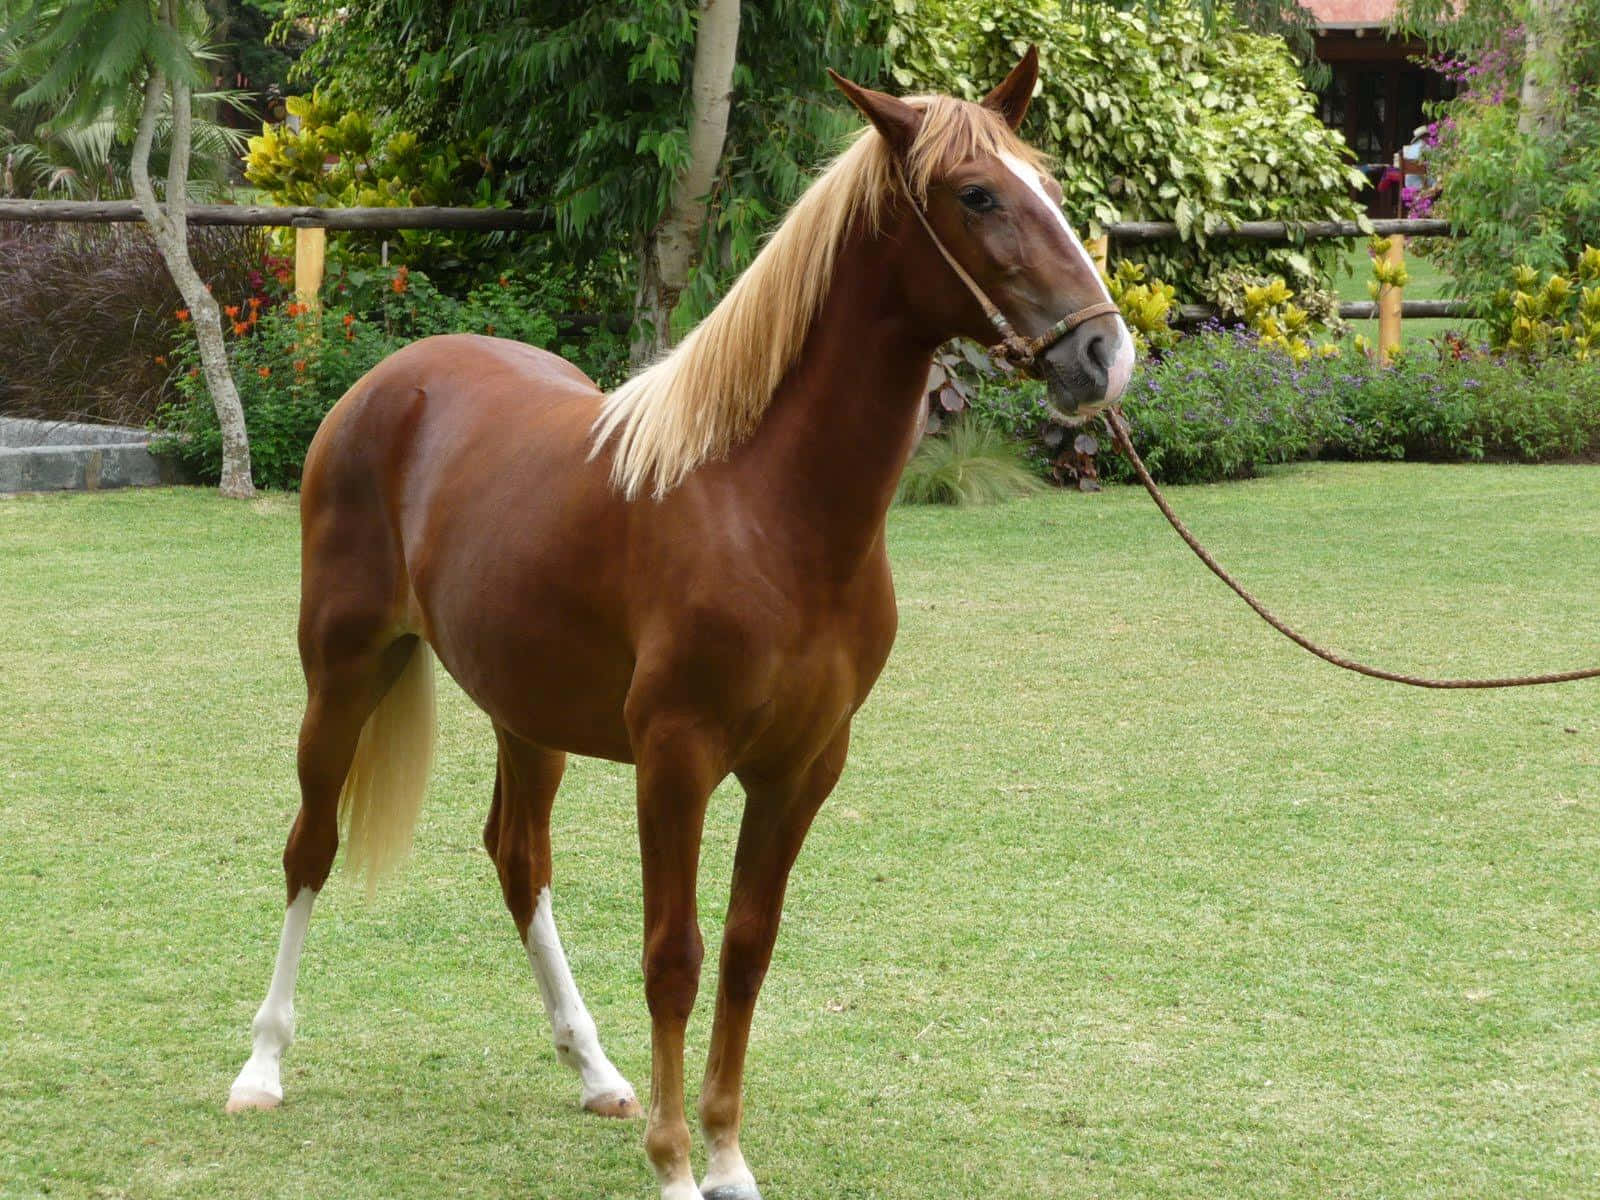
[226,51,1132,1200]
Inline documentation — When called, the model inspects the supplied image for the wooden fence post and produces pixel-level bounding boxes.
[1378,233,1404,362]
[294,225,326,313]
[1087,234,1110,278]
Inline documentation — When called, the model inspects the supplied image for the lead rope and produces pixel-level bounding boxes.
[1101,406,1600,689]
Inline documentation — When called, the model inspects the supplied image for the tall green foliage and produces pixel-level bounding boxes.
[0,0,250,198]
[1394,0,1600,316]
[279,1,883,322]
[887,0,1365,301]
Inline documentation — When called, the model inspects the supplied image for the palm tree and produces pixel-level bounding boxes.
[1,74,251,199]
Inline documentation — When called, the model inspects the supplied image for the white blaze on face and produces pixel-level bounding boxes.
[998,151,1136,403]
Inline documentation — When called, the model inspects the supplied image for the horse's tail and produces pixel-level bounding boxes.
[338,639,437,894]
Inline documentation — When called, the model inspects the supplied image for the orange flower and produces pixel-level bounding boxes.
[153,354,167,366]
[175,308,190,321]
[224,305,240,318]
[498,275,508,287]
[285,301,304,318]
[391,265,409,294]
[341,313,355,327]
[293,360,307,375]
[258,366,271,378]
[188,367,200,378]
[248,296,262,310]
[232,321,249,335]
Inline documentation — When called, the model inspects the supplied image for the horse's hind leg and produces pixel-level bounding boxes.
[485,726,640,1118]
[227,633,420,1113]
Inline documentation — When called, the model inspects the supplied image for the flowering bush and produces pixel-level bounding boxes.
[157,266,563,488]
[968,323,1600,489]
[1098,326,1345,484]
[1095,329,1600,484]
[1412,17,1600,316]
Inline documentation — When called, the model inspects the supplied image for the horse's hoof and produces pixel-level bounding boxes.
[701,1186,762,1200]
[224,1087,282,1114]
[583,1090,642,1119]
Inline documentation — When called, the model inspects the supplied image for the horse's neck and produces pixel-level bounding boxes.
[730,228,936,572]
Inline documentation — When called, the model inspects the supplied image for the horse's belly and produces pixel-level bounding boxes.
[423,594,637,761]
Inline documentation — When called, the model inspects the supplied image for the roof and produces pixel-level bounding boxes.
[1303,0,1397,27]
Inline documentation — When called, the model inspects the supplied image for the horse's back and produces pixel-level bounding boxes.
[307,333,597,469]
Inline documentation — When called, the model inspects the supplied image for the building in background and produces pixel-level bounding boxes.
[1305,1,1453,215]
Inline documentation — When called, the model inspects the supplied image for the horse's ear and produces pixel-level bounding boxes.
[828,69,922,159]
[981,45,1039,130]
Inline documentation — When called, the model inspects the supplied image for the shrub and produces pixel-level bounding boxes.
[1084,330,1600,485]
[1329,347,1600,463]
[1105,260,1177,354]
[243,89,521,293]
[1098,327,1345,484]
[888,0,1365,301]
[158,266,563,489]
[1412,15,1600,323]
[0,222,269,426]
[1492,248,1600,360]
[897,419,1048,505]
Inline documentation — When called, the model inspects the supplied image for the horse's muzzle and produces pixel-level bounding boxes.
[1041,312,1134,418]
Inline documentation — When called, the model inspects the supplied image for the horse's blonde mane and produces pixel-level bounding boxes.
[591,95,1048,500]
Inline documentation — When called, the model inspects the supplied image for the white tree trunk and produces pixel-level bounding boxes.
[631,0,741,364]
[1517,0,1567,138]
[129,49,255,497]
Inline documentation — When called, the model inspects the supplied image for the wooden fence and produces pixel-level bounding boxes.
[0,200,1467,357]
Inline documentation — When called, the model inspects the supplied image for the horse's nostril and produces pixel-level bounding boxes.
[1084,334,1110,375]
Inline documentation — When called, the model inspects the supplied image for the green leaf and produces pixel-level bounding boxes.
[88,0,154,88]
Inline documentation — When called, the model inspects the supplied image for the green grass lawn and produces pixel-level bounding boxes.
[2,468,1597,1199]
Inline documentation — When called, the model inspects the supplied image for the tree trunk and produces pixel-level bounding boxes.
[1517,0,1568,138]
[129,53,255,497]
[631,0,741,364]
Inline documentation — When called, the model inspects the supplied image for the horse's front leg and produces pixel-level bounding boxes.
[633,713,725,1200]
[698,728,850,1200]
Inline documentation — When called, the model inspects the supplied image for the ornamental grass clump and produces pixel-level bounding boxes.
[0,222,267,426]
[897,419,1047,506]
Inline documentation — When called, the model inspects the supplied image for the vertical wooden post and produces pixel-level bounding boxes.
[1087,234,1110,278]
[1378,233,1404,362]
[294,225,326,314]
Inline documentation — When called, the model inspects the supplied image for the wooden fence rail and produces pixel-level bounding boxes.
[0,199,551,231]
[1104,217,1454,243]
[2,201,1468,355]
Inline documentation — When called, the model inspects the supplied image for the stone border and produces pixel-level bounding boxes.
[0,416,185,492]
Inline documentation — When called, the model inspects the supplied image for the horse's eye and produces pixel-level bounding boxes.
[958,186,996,213]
